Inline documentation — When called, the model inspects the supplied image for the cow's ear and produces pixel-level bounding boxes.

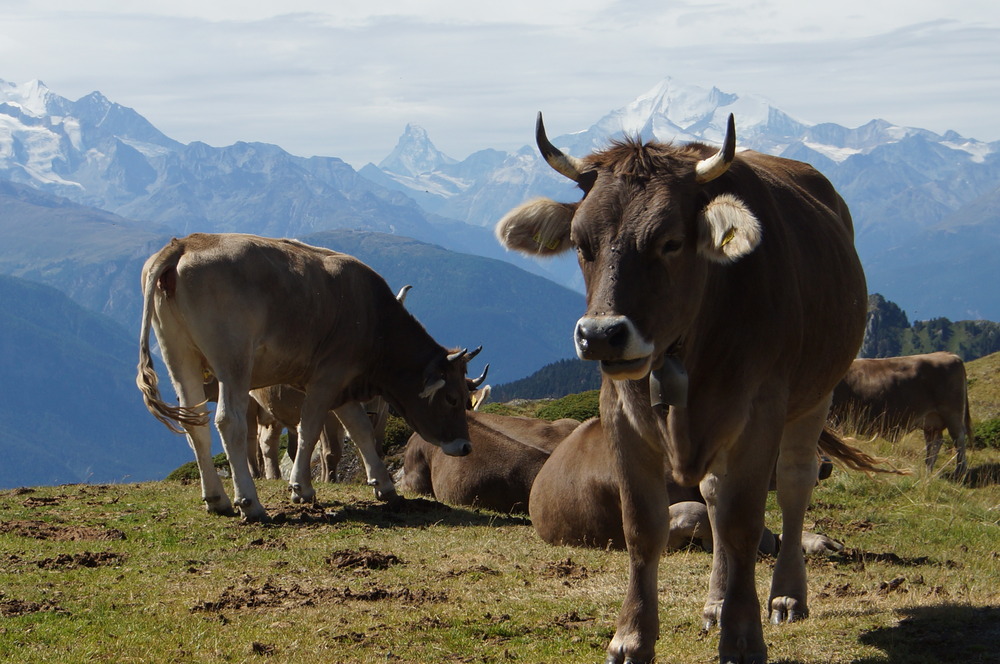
[495,198,575,256]
[696,193,761,262]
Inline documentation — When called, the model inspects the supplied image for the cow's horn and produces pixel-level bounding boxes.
[447,349,468,363]
[536,112,586,182]
[395,284,412,304]
[695,113,737,184]
[470,363,490,388]
[465,345,483,362]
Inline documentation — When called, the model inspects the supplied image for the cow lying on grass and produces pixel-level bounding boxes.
[400,412,881,555]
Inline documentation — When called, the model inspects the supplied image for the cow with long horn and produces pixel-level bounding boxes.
[496,113,866,664]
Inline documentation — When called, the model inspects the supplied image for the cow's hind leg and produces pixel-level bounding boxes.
[216,381,268,521]
[162,346,233,516]
[769,397,827,624]
[702,402,784,664]
[335,402,399,503]
[923,426,945,475]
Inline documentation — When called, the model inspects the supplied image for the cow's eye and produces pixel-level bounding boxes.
[575,241,594,263]
[661,239,683,255]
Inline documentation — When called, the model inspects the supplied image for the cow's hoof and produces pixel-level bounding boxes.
[720,652,767,664]
[703,602,723,630]
[288,483,316,504]
[376,488,403,507]
[769,596,808,624]
[203,495,236,517]
[605,652,651,664]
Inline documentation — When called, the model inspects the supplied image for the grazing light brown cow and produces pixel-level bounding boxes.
[496,114,867,663]
[137,233,475,521]
[830,352,972,476]
[399,411,580,514]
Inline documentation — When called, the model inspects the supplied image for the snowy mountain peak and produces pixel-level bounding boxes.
[378,123,457,176]
[0,78,56,116]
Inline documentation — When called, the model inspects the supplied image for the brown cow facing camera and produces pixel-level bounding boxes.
[496,113,867,664]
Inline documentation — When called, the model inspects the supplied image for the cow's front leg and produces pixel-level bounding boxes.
[605,446,669,663]
[334,402,399,503]
[288,391,331,504]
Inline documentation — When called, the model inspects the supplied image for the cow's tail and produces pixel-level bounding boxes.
[136,239,209,434]
[819,426,910,476]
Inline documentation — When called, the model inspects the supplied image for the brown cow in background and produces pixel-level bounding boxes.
[830,352,972,476]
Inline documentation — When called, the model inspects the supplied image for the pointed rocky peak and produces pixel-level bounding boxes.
[378,123,456,176]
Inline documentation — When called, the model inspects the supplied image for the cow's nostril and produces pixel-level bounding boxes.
[606,322,628,348]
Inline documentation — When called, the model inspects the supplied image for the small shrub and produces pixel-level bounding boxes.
[165,452,228,481]
[972,418,1000,449]
[383,415,414,452]
[535,390,600,422]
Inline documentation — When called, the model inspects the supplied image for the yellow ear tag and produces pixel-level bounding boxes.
[719,227,737,248]
[202,368,214,382]
[532,231,561,252]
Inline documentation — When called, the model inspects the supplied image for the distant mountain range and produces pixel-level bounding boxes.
[0,274,190,488]
[2,75,1000,489]
[365,78,1000,321]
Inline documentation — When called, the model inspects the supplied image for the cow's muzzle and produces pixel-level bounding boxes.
[575,315,654,380]
[440,439,472,457]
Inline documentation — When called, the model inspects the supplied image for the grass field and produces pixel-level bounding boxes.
[2,353,999,663]
[2,435,997,663]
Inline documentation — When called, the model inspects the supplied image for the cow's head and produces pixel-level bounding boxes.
[393,346,484,457]
[496,113,761,383]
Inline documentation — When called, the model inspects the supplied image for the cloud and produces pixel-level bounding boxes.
[1,2,998,168]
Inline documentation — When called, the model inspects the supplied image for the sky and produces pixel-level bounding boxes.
[1,1,997,168]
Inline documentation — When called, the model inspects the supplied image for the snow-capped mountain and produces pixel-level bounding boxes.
[367,77,1000,321]
[2,76,999,322]
[0,78,457,244]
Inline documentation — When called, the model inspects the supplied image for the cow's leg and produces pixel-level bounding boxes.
[245,397,264,479]
[288,394,329,505]
[604,410,669,664]
[769,397,828,624]
[161,346,233,516]
[941,412,969,478]
[318,413,344,482]
[216,381,267,521]
[257,420,284,480]
[923,426,944,474]
[335,402,399,502]
[703,406,783,664]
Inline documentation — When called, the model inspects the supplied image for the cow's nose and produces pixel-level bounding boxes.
[575,315,631,359]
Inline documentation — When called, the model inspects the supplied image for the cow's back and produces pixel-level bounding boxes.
[163,233,392,389]
[833,352,968,435]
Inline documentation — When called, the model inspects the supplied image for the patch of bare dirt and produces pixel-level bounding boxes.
[829,548,951,568]
[541,557,590,580]
[443,564,500,579]
[0,593,68,617]
[190,580,446,613]
[0,519,126,542]
[327,547,402,570]
[35,551,126,570]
